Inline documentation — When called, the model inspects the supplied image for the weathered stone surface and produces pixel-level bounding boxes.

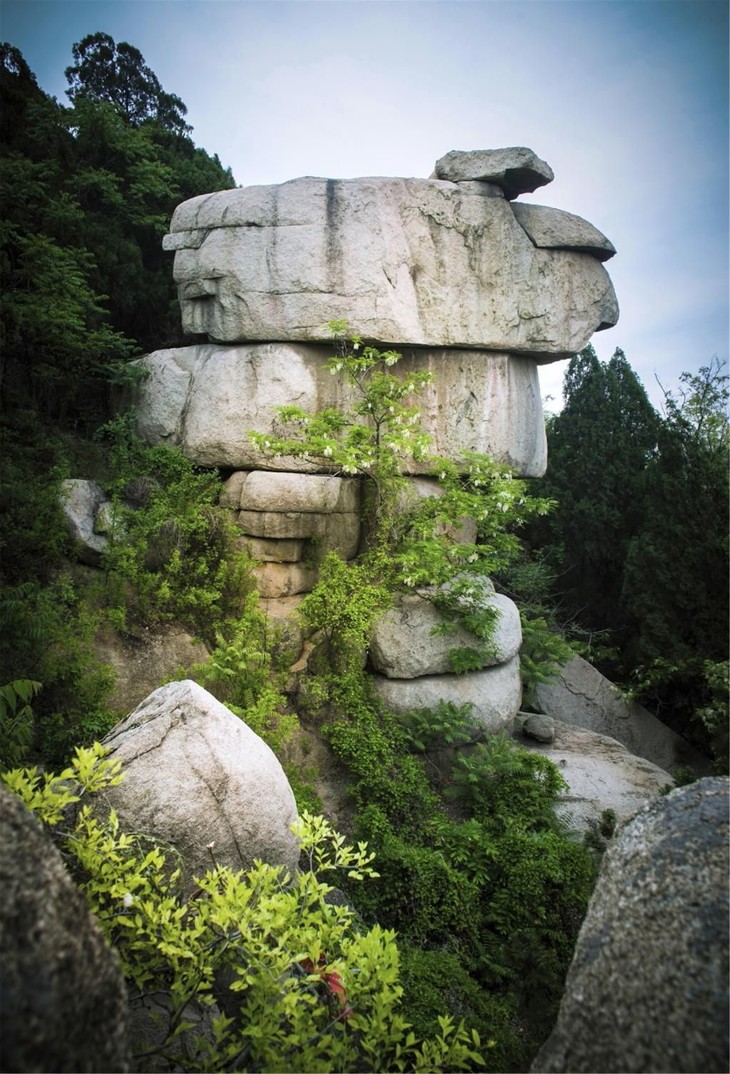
[433,147,555,199]
[60,478,109,565]
[132,345,549,477]
[164,175,617,358]
[521,712,555,743]
[534,655,712,776]
[0,785,131,1073]
[517,717,672,830]
[532,778,730,1074]
[94,626,210,716]
[371,656,522,733]
[238,535,306,562]
[238,471,361,514]
[100,680,300,887]
[512,202,616,261]
[370,591,521,678]
[237,508,360,558]
[252,561,319,598]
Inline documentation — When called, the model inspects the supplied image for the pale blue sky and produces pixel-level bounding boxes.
[2,0,727,409]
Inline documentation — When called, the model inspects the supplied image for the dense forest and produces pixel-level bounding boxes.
[0,34,727,1074]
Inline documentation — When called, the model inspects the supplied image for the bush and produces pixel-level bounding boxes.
[3,747,484,1073]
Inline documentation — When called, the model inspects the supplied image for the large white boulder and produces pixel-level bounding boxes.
[163,173,617,359]
[371,656,523,734]
[100,681,300,887]
[370,591,522,678]
[131,344,548,477]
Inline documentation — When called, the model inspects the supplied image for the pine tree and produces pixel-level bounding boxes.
[535,346,659,645]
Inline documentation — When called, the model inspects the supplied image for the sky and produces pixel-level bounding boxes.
[1,0,728,410]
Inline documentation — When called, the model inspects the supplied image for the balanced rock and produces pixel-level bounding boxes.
[0,785,131,1073]
[131,344,548,477]
[533,778,730,1074]
[512,202,616,261]
[163,172,617,358]
[100,680,300,886]
[371,656,522,734]
[432,147,555,199]
[370,590,521,678]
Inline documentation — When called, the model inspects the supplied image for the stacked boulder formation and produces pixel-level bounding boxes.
[128,147,618,731]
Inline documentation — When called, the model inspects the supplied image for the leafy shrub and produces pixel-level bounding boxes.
[3,748,484,1073]
[0,572,118,764]
[0,679,40,769]
[447,735,568,832]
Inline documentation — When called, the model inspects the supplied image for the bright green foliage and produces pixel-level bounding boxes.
[399,701,478,754]
[0,679,41,769]
[190,596,297,755]
[3,750,484,1073]
[251,322,432,505]
[260,326,556,688]
[299,551,393,681]
[447,734,568,832]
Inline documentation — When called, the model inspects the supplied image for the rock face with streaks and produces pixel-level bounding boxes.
[515,715,672,830]
[132,344,548,477]
[534,655,712,776]
[532,778,730,1074]
[162,169,617,359]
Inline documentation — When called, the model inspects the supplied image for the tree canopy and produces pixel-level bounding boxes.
[533,349,728,762]
[533,345,659,640]
[65,32,191,134]
[0,37,235,427]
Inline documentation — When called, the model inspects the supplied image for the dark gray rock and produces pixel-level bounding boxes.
[521,712,555,743]
[532,777,730,1074]
[433,147,554,199]
[0,785,130,1072]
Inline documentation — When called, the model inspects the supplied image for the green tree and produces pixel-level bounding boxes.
[65,32,190,134]
[622,359,729,758]
[0,41,235,424]
[534,346,659,648]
